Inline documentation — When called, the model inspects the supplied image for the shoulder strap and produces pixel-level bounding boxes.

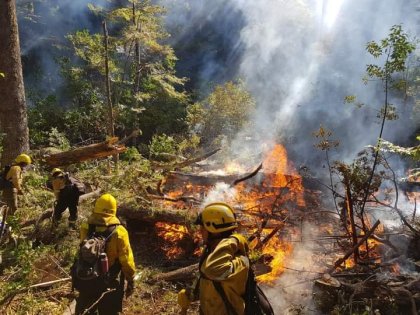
[212,281,238,315]
[87,224,118,240]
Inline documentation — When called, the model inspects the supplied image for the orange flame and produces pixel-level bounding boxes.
[155,222,189,259]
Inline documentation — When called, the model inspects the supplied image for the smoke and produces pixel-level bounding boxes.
[18,0,110,96]
[158,0,419,312]
[159,0,418,169]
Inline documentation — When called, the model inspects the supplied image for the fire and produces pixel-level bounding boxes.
[256,235,293,283]
[155,222,189,259]
[156,143,306,283]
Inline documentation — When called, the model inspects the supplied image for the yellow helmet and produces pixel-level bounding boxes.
[94,193,117,217]
[51,168,64,177]
[196,202,238,233]
[15,154,31,165]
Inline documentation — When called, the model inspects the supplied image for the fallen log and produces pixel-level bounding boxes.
[150,263,199,282]
[328,220,381,273]
[44,137,127,167]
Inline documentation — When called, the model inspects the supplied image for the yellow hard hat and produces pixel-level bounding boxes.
[51,168,63,177]
[15,154,31,165]
[94,193,117,217]
[196,202,238,233]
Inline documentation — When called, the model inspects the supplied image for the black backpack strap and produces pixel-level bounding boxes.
[212,281,238,315]
[87,224,118,239]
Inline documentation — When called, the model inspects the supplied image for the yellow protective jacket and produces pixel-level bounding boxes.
[5,165,23,192]
[80,213,136,282]
[199,236,249,315]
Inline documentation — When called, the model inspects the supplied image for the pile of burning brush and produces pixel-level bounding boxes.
[138,143,420,313]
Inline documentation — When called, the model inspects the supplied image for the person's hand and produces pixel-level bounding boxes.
[177,289,191,310]
[125,280,134,298]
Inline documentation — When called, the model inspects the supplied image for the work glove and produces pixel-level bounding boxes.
[177,289,191,310]
[232,233,249,255]
[125,280,135,299]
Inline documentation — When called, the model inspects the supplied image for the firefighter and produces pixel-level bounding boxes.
[178,202,249,315]
[3,154,31,215]
[50,168,83,229]
[75,193,136,315]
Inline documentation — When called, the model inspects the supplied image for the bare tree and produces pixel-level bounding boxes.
[0,0,30,165]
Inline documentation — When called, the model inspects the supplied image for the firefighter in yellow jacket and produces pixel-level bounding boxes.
[178,202,249,315]
[75,193,136,315]
[3,154,31,215]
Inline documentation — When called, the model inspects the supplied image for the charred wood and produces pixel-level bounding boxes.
[328,220,381,273]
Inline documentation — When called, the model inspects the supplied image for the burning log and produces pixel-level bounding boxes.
[328,220,381,273]
[44,137,127,167]
[150,263,199,283]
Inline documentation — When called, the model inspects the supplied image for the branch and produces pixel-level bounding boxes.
[152,148,221,170]
[230,163,263,187]
[328,220,381,273]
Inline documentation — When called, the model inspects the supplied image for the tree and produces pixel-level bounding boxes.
[0,0,30,165]
[65,0,187,142]
[187,80,256,146]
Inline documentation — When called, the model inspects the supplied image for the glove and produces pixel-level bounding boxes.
[177,289,191,310]
[125,280,134,298]
[232,233,249,255]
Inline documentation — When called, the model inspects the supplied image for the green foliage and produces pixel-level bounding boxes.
[61,0,188,144]
[187,80,256,145]
[365,24,415,84]
[120,146,142,162]
[149,134,177,160]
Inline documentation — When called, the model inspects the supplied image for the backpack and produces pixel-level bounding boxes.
[71,224,117,291]
[210,237,274,315]
[68,176,86,195]
[244,268,274,315]
[0,165,13,190]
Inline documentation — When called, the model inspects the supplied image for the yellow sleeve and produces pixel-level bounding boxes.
[201,238,248,281]
[7,166,22,191]
[116,226,136,281]
[80,222,89,242]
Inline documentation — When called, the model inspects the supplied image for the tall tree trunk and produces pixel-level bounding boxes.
[102,20,114,138]
[0,0,30,166]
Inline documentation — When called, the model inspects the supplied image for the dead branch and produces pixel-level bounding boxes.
[254,225,282,251]
[148,194,201,204]
[116,129,141,145]
[328,220,381,273]
[150,263,199,283]
[152,148,221,170]
[230,163,263,187]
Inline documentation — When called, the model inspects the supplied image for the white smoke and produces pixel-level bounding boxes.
[159,0,418,168]
[158,0,419,312]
